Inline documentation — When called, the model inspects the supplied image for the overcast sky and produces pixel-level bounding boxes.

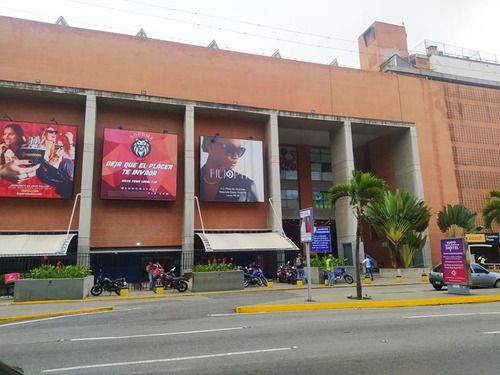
[1,0,499,68]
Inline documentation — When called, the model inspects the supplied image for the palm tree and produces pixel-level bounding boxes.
[364,189,431,268]
[482,190,500,232]
[436,204,478,237]
[328,169,387,299]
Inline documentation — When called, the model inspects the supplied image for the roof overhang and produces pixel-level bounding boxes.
[196,231,299,252]
[0,234,77,257]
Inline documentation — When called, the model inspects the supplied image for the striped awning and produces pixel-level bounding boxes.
[196,232,298,252]
[0,234,76,257]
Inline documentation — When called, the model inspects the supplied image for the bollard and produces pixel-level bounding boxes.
[156,287,164,294]
[396,275,403,283]
[296,280,303,287]
[421,272,428,282]
[120,288,129,296]
[324,278,329,286]
[364,276,371,284]
[267,280,274,288]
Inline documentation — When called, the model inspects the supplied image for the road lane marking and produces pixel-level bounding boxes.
[41,347,296,372]
[403,311,500,319]
[0,310,112,327]
[482,331,500,334]
[69,326,247,341]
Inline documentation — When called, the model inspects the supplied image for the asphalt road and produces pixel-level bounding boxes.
[1,292,500,375]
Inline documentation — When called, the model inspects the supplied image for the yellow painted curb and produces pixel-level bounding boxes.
[0,307,114,323]
[235,295,500,313]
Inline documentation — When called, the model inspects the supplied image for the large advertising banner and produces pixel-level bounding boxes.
[441,238,469,285]
[199,136,264,202]
[0,120,77,199]
[100,128,178,201]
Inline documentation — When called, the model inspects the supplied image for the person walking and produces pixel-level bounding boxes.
[325,254,335,286]
[362,256,374,281]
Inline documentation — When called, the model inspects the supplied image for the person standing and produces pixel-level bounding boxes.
[363,256,374,281]
[294,253,306,283]
[325,254,335,286]
[146,262,154,290]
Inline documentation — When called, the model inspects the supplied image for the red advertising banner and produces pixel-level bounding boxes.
[4,273,20,283]
[100,128,177,201]
[0,120,77,199]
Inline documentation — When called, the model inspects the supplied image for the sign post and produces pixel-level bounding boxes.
[300,207,314,302]
[441,238,471,295]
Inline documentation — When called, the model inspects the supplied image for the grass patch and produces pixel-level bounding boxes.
[347,294,372,300]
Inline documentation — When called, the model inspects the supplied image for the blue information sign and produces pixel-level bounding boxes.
[311,226,331,253]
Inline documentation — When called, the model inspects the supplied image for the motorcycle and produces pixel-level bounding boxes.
[244,267,268,287]
[90,271,127,296]
[333,267,354,284]
[154,266,189,293]
[276,262,296,284]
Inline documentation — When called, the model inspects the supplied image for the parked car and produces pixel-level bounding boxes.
[429,263,500,290]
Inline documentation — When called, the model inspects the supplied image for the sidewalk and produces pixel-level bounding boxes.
[1,277,499,322]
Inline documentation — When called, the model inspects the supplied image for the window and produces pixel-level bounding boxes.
[313,190,332,210]
[279,145,298,180]
[281,189,299,209]
[310,148,332,181]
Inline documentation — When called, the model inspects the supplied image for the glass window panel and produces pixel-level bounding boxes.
[310,152,321,163]
[321,152,331,162]
[321,163,332,172]
[285,170,297,180]
[288,200,299,209]
[322,172,333,181]
[311,171,322,180]
[311,163,321,172]
[281,190,287,200]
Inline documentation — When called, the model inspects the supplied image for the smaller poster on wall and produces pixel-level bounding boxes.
[100,128,178,201]
[0,120,77,199]
[199,135,264,202]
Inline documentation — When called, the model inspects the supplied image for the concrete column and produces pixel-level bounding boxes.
[77,94,97,265]
[182,105,195,272]
[265,112,283,233]
[330,120,356,263]
[394,126,431,267]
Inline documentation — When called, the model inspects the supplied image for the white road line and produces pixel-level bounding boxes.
[0,312,108,328]
[403,312,500,319]
[41,347,295,373]
[482,331,500,335]
[69,326,247,341]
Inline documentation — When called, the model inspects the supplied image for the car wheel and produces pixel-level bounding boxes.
[494,279,500,288]
[432,283,443,290]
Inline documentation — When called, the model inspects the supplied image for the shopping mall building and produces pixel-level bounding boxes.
[1,17,499,283]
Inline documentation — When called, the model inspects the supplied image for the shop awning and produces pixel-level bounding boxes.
[0,234,76,257]
[196,232,299,252]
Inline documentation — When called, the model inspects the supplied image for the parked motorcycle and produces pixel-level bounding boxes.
[333,267,354,284]
[154,266,188,293]
[90,271,127,296]
[276,262,296,284]
[244,267,268,287]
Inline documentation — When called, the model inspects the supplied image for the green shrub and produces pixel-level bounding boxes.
[310,255,346,267]
[192,258,238,272]
[24,264,92,279]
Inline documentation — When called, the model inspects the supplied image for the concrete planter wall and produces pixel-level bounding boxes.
[378,268,428,279]
[191,271,244,292]
[13,276,94,302]
[309,267,326,284]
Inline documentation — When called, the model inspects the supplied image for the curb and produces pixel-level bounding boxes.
[234,295,500,313]
[0,307,114,323]
[9,281,425,305]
